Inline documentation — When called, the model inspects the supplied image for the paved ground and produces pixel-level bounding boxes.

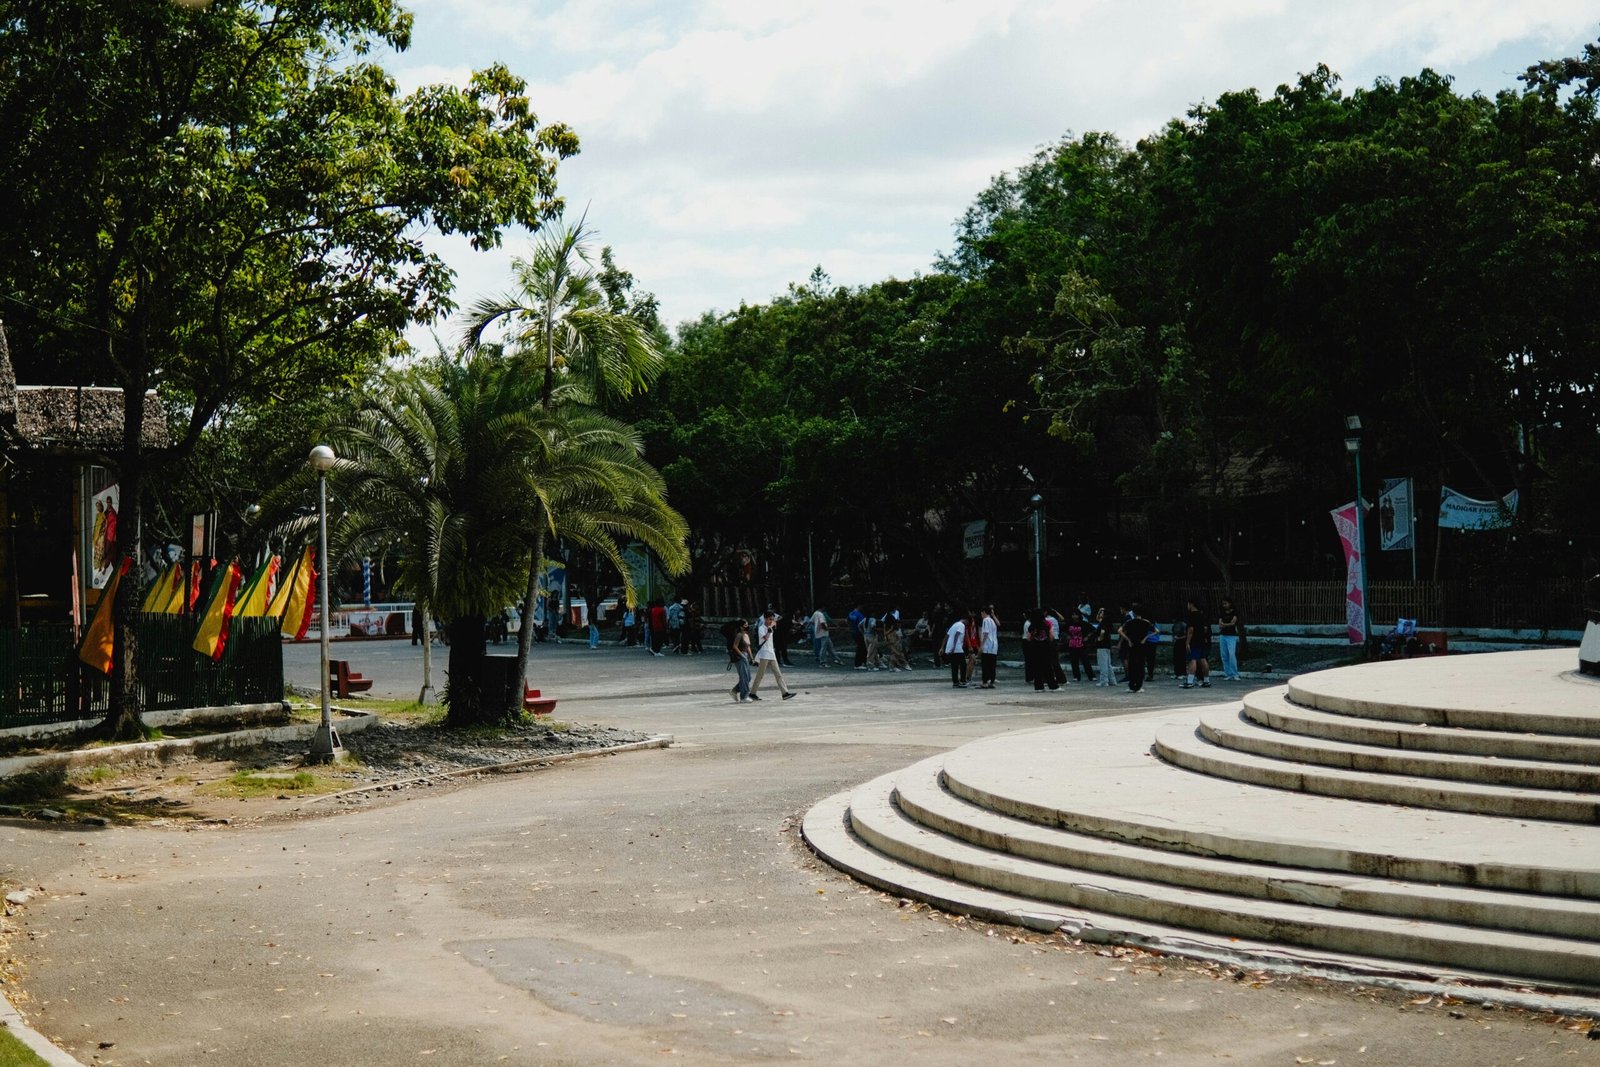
[3,642,1594,1065]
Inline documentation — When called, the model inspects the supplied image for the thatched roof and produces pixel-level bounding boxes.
[12,385,169,452]
[0,321,15,423]
[0,320,170,455]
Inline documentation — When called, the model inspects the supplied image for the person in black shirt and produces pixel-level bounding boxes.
[1183,598,1212,688]
[1118,605,1152,693]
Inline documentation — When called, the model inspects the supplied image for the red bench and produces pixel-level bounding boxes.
[329,659,374,697]
[523,684,557,717]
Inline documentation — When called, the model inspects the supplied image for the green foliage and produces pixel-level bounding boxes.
[0,0,577,729]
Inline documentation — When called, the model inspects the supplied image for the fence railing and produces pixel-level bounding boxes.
[1077,579,1584,631]
[0,616,284,731]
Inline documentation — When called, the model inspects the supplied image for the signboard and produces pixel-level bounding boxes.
[962,520,987,559]
[1378,477,1413,551]
[89,483,120,589]
[1438,486,1518,530]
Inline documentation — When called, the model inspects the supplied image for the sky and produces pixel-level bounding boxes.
[382,1,1599,349]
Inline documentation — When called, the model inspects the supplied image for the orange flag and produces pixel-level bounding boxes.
[78,559,130,675]
[267,546,317,640]
[234,556,281,617]
[191,560,243,660]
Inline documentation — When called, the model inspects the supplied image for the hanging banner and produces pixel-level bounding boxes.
[1378,477,1413,551]
[962,520,987,559]
[89,483,120,589]
[1329,501,1366,645]
[1438,486,1518,530]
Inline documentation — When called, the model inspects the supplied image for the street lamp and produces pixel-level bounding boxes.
[1343,416,1372,649]
[1030,494,1044,608]
[307,444,345,763]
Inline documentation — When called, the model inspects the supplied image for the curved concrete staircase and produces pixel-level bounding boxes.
[803,649,1600,993]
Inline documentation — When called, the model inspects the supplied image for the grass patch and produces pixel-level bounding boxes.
[197,767,350,800]
[0,1027,50,1067]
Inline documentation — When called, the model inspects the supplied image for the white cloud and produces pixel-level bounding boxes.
[394,0,1600,346]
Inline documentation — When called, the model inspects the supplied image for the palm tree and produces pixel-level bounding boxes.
[320,358,538,725]
[311,359,687,725]
[460,216,681,705]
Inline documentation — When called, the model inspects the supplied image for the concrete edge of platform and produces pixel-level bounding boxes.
[801,786,1600,1018]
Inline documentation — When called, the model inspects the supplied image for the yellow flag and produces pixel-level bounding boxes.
[267,546,317,640]
[191,561,243,660]
[140,562,184,614]
[78,560,129,675]
[234,556,281,617]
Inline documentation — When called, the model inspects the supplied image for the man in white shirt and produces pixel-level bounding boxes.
[943,615,968,688]
[978,606,1000,688]
[750,610,797,700]
[810,606,838,666]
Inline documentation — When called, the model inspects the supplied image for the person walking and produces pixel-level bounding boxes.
[943,612,969,688]
[750,609,797,700]
[810,605,839,666]
[728,619,754,702]
[1092,607,1115,686]
[978,605,1000,688]
[1216,598,1243,680]
[665,597,685,654]
[849,605,868,669]
[1119,605,1153,693]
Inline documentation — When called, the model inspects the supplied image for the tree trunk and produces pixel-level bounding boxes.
[444,613,489,726]
[418,606,436,703]
[511,531,546,718]
[102,388,147,741]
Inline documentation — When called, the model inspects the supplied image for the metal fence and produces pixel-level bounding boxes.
[1077,579,1584,631]
[0,615,284,730]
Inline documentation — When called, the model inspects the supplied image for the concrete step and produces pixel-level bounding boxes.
[891,765,1600,940]
[843,772,1600,987]
[803,782,1600,1003]
[1287,649,1600,737]
[1242,687,1600,765]
[1154,721,1600,823]
[939,711,1600,898]
[1200,706,1600,792]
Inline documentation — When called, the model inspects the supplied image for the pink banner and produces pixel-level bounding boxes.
[1330,502,1366,645]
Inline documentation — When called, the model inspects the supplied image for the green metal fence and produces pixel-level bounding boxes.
[0,615,284,730]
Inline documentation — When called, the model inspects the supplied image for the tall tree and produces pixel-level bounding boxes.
[0,0,576,736]
[460,218,674,709]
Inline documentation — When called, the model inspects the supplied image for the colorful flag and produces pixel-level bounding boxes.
[234,556,281,617]
[191,560,243,660]
[1329,502,1366,646]
[267,546,317,640]
[141,562,186,614]
[78,559,131,675]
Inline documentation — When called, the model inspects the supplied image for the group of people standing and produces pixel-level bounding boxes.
[939,594,1246,694]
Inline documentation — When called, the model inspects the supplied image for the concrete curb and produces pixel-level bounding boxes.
[0,712,378,781]
[1,991,86,1067]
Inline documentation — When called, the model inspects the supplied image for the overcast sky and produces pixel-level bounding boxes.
[384,1,1598,349]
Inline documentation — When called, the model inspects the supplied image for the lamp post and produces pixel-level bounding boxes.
[307,444,344,763]
[1030,494,1044,609]
[1343,417,1372,649]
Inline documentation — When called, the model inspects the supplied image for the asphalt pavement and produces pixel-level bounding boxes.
[2,640,1591,1065]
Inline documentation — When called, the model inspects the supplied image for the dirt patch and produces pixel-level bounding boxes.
[0,719,656,828]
